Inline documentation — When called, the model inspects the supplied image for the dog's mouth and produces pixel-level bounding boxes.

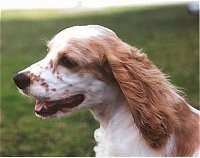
[34,94,85,117]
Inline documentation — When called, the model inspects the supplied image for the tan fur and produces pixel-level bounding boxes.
[174,101,200,156]
[59,32,199,155]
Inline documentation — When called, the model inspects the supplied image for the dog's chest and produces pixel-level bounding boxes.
[93,127,140,156]
[93,128,128,156]
[93,126,163,156]
[93,128,106,156]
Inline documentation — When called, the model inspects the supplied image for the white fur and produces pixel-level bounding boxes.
[47,25,106,54]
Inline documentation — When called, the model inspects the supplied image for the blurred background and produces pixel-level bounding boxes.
[1,0,199,156]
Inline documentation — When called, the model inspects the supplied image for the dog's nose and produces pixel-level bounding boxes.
[13,73,30,89]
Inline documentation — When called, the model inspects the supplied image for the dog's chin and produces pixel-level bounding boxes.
[34,94,85,119]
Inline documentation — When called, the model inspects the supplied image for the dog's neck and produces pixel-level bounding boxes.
[90,95,165,156]
[90,94,126,129]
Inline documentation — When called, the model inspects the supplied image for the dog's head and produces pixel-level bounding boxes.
[13,25,122,118]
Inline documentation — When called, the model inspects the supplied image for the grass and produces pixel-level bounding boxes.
[1,5,199,156]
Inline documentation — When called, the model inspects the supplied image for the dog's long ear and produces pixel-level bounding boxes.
[105,44,178,148]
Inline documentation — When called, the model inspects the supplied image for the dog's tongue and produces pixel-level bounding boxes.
[35,100,46,111]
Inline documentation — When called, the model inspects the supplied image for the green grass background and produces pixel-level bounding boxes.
[1,5,199,156]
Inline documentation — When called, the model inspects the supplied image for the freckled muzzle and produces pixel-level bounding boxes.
[35,94,85,117]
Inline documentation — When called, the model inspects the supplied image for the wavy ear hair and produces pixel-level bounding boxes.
[104,43,179,148]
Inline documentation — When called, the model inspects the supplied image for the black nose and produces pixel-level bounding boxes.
[13,73,30,89]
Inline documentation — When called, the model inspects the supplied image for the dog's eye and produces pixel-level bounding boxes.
[58,56,78,68]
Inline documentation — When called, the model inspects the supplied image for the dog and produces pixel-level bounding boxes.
[13,25,200,156]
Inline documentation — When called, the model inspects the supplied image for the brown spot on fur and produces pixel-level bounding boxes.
[40,82,49,92]
[49,59,53,69]
[56,75,63,81]
[28,72,43,83]
[51,88,56,91]
[25,71,47,86]
[41,82,48,87]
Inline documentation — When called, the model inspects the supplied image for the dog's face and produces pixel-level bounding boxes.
[13,25,119,118]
